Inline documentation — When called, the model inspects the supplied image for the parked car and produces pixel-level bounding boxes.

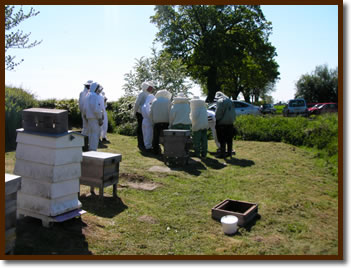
[308,103,324,114]
[259,104,276,114]
[283,99,308,117]
[309,102,338,115]
[208,100,260,116]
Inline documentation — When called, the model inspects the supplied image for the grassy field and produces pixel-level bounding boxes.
[5,133,339,256]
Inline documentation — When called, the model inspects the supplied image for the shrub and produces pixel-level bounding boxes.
[107,95,137,136]
[38,98,56,108]
[107,110,117,133]
[54,99,81,128]
[5,86,38,151]
[235,113,338,175]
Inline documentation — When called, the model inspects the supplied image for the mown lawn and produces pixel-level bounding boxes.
[5,133,339,256]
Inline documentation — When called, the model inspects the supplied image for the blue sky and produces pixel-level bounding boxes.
[5,5,339,103]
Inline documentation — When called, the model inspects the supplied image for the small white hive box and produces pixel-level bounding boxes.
[5,173,22,254]
[14,128,85,227]
[80,151,122,199]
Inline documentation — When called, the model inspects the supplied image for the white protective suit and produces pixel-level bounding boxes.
[207,109,220,148]
[141,94,155,149]
[79,80,93,135]
[190,97,208,131]
[134,81,154,115]
[150,89,172,124]
[84,82,103,151]
[99,92,108,140]
[169,93,191,128]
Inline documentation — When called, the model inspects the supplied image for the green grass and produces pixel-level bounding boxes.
[5,134,339,256]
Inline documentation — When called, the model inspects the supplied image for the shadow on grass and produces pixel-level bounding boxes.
[79,195,128,218]
[224,157,255,167]
[14,216,92,255]
[222,214,261,237]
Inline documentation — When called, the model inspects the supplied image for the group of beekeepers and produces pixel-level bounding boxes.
[79,80,109,151]
[134,81,237,159]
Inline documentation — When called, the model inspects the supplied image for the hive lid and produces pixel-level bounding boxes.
[16,128,85,138]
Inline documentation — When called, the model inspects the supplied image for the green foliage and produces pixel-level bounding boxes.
[123,48,193,97]
[295,64,338,103]
[5,5,42,70]
[235,114,338,175]
[106,95,137,136]
[151,5,279,102]
[5,86,38,150]
[54,99,81,128]
[107,110,117,133]
[37,98,56,108]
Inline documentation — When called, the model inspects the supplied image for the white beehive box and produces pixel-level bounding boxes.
[20,177,80,199]
[5,173,22,254]
[14,129,84,223]
[17,191,81,216]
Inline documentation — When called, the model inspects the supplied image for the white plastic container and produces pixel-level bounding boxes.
[221,215,238,235]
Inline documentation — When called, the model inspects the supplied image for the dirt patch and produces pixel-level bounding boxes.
[148,166,172,173]
[119,173,161,191]
[137,215,158,224]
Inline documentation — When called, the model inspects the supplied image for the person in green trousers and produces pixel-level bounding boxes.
[190,96,209,158]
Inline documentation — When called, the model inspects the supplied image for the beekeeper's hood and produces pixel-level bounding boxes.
[190,96,206,109]
[173,92,188,104]
[84,80,93,86]
[215,91,228,100]
[142,81,155,92]
[155,89,172,100]
[145,94,155,105]
[90,82,100,93]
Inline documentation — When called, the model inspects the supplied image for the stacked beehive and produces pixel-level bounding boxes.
[5,174,22,254]
[14,108,85,227]
[80,151,122,199]
[162,129,191,165]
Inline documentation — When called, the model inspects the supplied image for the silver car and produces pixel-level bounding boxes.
[208,100,260,116]
[283,99,308,117]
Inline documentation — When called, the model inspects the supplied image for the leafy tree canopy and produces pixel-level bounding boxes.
[295,64,338,103]
[122,48,193,97]
[5,5,42,71]
[151,5,279,102]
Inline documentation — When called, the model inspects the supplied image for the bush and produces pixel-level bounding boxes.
[107,95,137,136]
[54,99,81,128]
[235,114,338,174]
[5,86,38,151]
[38,98,56,109]
[107,110,117,133]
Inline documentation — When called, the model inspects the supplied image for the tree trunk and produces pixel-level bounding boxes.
[205,66,218,103]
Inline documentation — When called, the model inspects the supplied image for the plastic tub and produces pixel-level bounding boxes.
[221,215,238,235]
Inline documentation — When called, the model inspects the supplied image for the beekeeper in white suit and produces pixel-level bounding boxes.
[150,89,172,154]
[141,94,155,151]
[84,82,104,151]
[100,91,109,142]
[79,80,93,135]
[134,81,154,151]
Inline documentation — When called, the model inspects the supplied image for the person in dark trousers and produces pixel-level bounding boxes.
[215,91,236,158]
[150,89,172,155]
[134,81,154,151]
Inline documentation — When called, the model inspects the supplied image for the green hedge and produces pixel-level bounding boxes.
[5,86,38,151]
[235,113,338,174]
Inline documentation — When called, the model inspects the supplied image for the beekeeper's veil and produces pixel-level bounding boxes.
[155,89,172,100]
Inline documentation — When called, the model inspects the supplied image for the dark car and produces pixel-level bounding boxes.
[259,104,276,114]
[309,103,338,115]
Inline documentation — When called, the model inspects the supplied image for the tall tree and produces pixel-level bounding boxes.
[122,48,193,97]
[151,5,279,102]
[295,64,338,103]
[5,5,42,71]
